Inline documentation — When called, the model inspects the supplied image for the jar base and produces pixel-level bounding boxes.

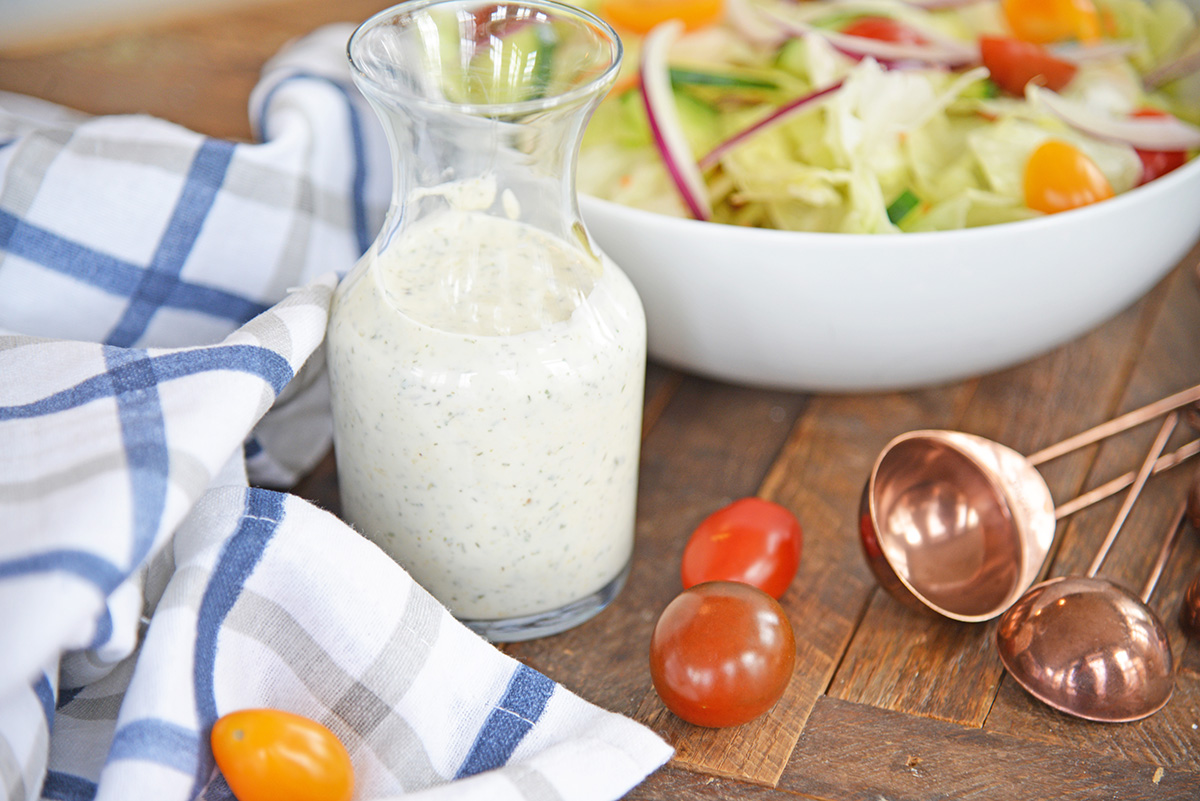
[459,561,630,643]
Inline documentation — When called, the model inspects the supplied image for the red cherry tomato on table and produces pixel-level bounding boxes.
[1001,0,1100,44]
[650,581,796,728]
[979,36,1078,95]
[1129,108,1189,185]
[211,709,354,801]
[681,497,802,599]
[1023,139,1114,214]
[840,16,927,45]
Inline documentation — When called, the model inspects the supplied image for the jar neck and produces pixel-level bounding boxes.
[363,94,597,249]
[347,0,621,252]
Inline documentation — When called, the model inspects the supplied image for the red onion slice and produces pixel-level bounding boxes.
[1143,46,1200,90]
[698,80,845,170]
[1031,86,1200,151]
[640,20,713,221]
[761,9,979,68]
[1050,41,1139,64]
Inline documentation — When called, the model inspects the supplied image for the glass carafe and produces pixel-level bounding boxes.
[328,0,646,641]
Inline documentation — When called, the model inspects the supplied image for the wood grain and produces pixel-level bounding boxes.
[782,696,1200,801]
[10,5,1200,798]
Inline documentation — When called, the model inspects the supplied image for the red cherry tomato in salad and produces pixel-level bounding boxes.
[211,709,354,801]
[681,497,802,599]
[979,36,1078,95]
[650,581,795,728]
[1130,108,1189,185]
[599,0,724,33]
[840,16,927,45]
[1002,0,1100,44]
[1024,139,1114,214]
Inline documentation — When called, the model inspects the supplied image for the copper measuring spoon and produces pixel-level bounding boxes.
[860,384,1200,622]
[1178,470,1200,636]
[995,414,1183,723]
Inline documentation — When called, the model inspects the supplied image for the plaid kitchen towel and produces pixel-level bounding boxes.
[0,22,672,801]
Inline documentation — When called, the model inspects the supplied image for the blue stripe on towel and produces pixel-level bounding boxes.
[192,490,287,794]
[106,139,236,347]
[0,345,293,421]
[0,550,124,592]
[104,347,169,565]
[455,664,555,779]
[34,672,55,733]
[254,74,372,254]
[0,210,269,332]
[109,718,202,774]
[41,771,98,801]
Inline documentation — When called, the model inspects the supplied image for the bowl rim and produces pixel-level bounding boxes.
[579,151,1200,246]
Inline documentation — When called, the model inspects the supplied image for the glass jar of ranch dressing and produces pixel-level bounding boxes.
[329,0,646,641]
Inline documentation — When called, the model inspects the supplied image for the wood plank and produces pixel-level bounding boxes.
[0,0,386,141]
[983,250,1200,769]
[780,696,1200,801]
[829,266,1173,727]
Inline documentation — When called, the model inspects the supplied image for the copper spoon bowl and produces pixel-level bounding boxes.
[860,384,1200,622]
[995,416,1182,723]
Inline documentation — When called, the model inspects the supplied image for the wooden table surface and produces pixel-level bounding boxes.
[5,3,1200,798]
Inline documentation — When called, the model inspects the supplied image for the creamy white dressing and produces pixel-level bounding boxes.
[326,206,646,621]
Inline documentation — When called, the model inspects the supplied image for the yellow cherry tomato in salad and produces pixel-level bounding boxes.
[1001,0,1101,44]
[599,0,724,34]
[211,709,354,801]
[1023,140,1114,215]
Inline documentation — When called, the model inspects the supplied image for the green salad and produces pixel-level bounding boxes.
[575,0,1200,233]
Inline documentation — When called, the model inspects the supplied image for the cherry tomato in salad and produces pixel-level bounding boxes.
[599,0,724,34]
[1129,108,1189,185]
[211,709,354,801]
[681,497,802,599]
[1001,0,1100,44]
[1023,139,1114,214]
[979,36,1078,95]
[840,15,927,45]
[650,581,795,728]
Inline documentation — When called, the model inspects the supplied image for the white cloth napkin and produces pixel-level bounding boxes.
[0,22,672,801]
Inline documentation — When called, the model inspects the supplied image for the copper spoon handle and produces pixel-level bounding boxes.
[1053,437,1200,520]
[1140,501,1188,603]
[1086,412,1178,578]
[1026,383,1200,467]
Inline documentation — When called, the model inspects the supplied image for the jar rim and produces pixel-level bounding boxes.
[347,0,623,115]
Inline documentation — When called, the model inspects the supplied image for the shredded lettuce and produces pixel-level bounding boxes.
[577,0,1200,233]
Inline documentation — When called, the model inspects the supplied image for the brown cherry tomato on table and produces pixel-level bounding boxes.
[979,36,1077,95]
[681,497,802,599]
[650,581,796,728]
[211,709,354,801]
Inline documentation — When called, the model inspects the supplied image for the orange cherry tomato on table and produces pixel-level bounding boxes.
[598,0,724,34]
[1129,108,1189,185]
[681,497,802,599]
[211,709,354,801]
[1023,139,1114,214]
[650,581,796,727]
[1001,0,1100,44]
[979,36,1078,95]
[840,16,927,45]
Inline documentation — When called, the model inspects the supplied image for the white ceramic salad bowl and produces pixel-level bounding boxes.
[580,154,1200,391]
